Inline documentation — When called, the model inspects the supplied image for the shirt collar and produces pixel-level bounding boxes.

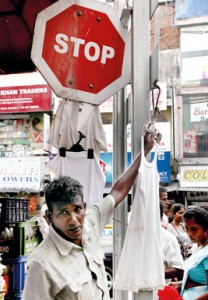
[48,225,81,256]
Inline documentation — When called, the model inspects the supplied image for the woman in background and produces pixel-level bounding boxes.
[165,199,175,223]
[171,207,208,300]
[168,203,192,260]
[31,117,43,143]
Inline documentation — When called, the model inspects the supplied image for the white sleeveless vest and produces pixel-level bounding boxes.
[114,136,165,292]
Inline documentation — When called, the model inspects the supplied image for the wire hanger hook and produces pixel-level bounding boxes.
[151,79,161,121]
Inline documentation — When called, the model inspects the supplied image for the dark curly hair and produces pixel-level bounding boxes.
[183,207,208,231]
[45,176,84,211]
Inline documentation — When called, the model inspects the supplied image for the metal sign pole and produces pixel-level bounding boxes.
[132,0,152,299]
[113,1,129,299]
[113,89,128,300]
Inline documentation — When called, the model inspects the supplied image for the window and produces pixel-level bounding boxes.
[181,25,208,86]
[183,94,208,158]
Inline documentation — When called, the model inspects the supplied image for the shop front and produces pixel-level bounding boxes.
[172,22,208,205]
[0,71,53,211]
[174,91,208,206]
[0,72,54,299]
[177,165,208,207]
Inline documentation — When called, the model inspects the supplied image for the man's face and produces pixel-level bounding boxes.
[47,195,86,246]
[160,192,169,209]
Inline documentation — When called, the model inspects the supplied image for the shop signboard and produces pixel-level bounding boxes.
[151,122,171,183]
[100,152,131,183]
[0,84,52,113]
[175,0,208,21]
[178,165,208,188]
[100,122,171,183]
[31,0,131,105]
[152,151,171,183]
[0,158,41,192]
[99,96,113,113]
[190,102,208,123]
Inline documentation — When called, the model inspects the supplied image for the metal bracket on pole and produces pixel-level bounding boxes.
[120,8,132,28]
[150,0,158,19]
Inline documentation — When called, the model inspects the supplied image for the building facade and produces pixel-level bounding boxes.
[152,0,208,205]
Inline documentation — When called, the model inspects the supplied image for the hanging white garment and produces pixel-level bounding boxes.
[48,100,108,157]
[114,136,165,292]
[49,151,106,208]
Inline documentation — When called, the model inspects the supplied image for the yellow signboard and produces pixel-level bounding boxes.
[183,169,208,181]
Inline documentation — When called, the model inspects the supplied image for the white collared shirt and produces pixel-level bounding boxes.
[161,226,184,283]
[22,195,115,300]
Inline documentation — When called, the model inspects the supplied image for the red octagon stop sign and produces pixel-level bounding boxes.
[31,0,131,105]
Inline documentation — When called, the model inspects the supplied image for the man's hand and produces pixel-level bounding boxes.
[144,131,155,155]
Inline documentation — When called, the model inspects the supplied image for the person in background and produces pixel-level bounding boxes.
[168,203,192,260]
[170,207,208,300]
[160,202,184,282]
[190,205,208,255]
[165,199,176,223]
[153,202,184,300]
[22,132,155,300]
[31,117,43,143]
[159,186,169,229]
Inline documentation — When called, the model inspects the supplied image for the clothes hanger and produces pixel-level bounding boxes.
[69,131,85,152]
[142,79,162,143]
[59,131,94,158]
[151,79,161,122]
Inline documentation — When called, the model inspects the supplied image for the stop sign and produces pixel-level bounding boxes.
[31,0,131,105]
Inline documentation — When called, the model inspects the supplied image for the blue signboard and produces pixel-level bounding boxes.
[151,151,171,183]
[100,151,170,184]
[99,152,113,183]
[175,0,208,20]
[100,152,131,183]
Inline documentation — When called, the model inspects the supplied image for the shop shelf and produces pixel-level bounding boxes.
[0,198,28,224]
[0,221,43,258]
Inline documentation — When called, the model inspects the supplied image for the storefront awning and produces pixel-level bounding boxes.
[164,182,208,192]
[165,182,179,192]
[177,187,208,192]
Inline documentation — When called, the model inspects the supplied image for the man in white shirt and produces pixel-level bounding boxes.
[153,202,184,299]
[159,186,169,229]
[160,201,184,283]
[22,132,155,300]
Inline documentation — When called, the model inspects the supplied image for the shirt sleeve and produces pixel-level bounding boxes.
[163,232,184,270]
[87,195,115,236]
